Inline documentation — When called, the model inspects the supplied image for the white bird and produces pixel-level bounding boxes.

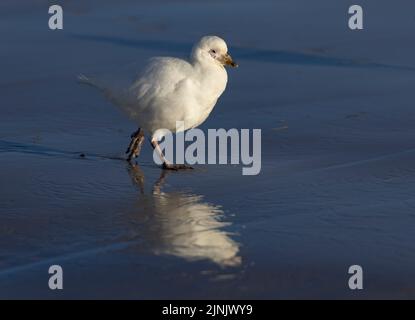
[79,35,238,170]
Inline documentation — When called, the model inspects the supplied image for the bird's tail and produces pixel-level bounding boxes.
[77,74,135,118]
[77,74,105,91]
[78,73,116,101]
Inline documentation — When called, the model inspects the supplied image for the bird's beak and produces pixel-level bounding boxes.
[223,53,238,68]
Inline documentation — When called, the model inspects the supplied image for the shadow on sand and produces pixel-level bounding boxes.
[72,33,415,71]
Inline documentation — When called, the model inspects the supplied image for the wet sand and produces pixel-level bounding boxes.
[1,0,415,299]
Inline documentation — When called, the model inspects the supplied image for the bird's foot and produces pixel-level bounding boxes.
[162,163,193,170]
[126,128,145,162]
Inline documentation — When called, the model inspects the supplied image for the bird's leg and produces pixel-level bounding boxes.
[150,138,193,170]
[152,169,171,194]
[126,128,145,162]
[126,163,145,194]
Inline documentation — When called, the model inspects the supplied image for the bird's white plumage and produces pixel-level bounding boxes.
[81,36,234,140]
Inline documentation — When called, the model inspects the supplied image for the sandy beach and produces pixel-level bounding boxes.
[1,0,415,299]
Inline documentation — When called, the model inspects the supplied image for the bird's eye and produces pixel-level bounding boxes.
[211,50,216,54]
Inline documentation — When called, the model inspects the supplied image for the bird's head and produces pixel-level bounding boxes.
[191,36,238,68]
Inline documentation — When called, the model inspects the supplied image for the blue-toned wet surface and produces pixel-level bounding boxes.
[1,0,415,298]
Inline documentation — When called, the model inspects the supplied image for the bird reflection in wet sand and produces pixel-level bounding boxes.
[126,164,241,267]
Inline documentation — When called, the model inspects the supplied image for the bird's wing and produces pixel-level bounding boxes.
[128,57,194,109]
[79,57,197,127]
